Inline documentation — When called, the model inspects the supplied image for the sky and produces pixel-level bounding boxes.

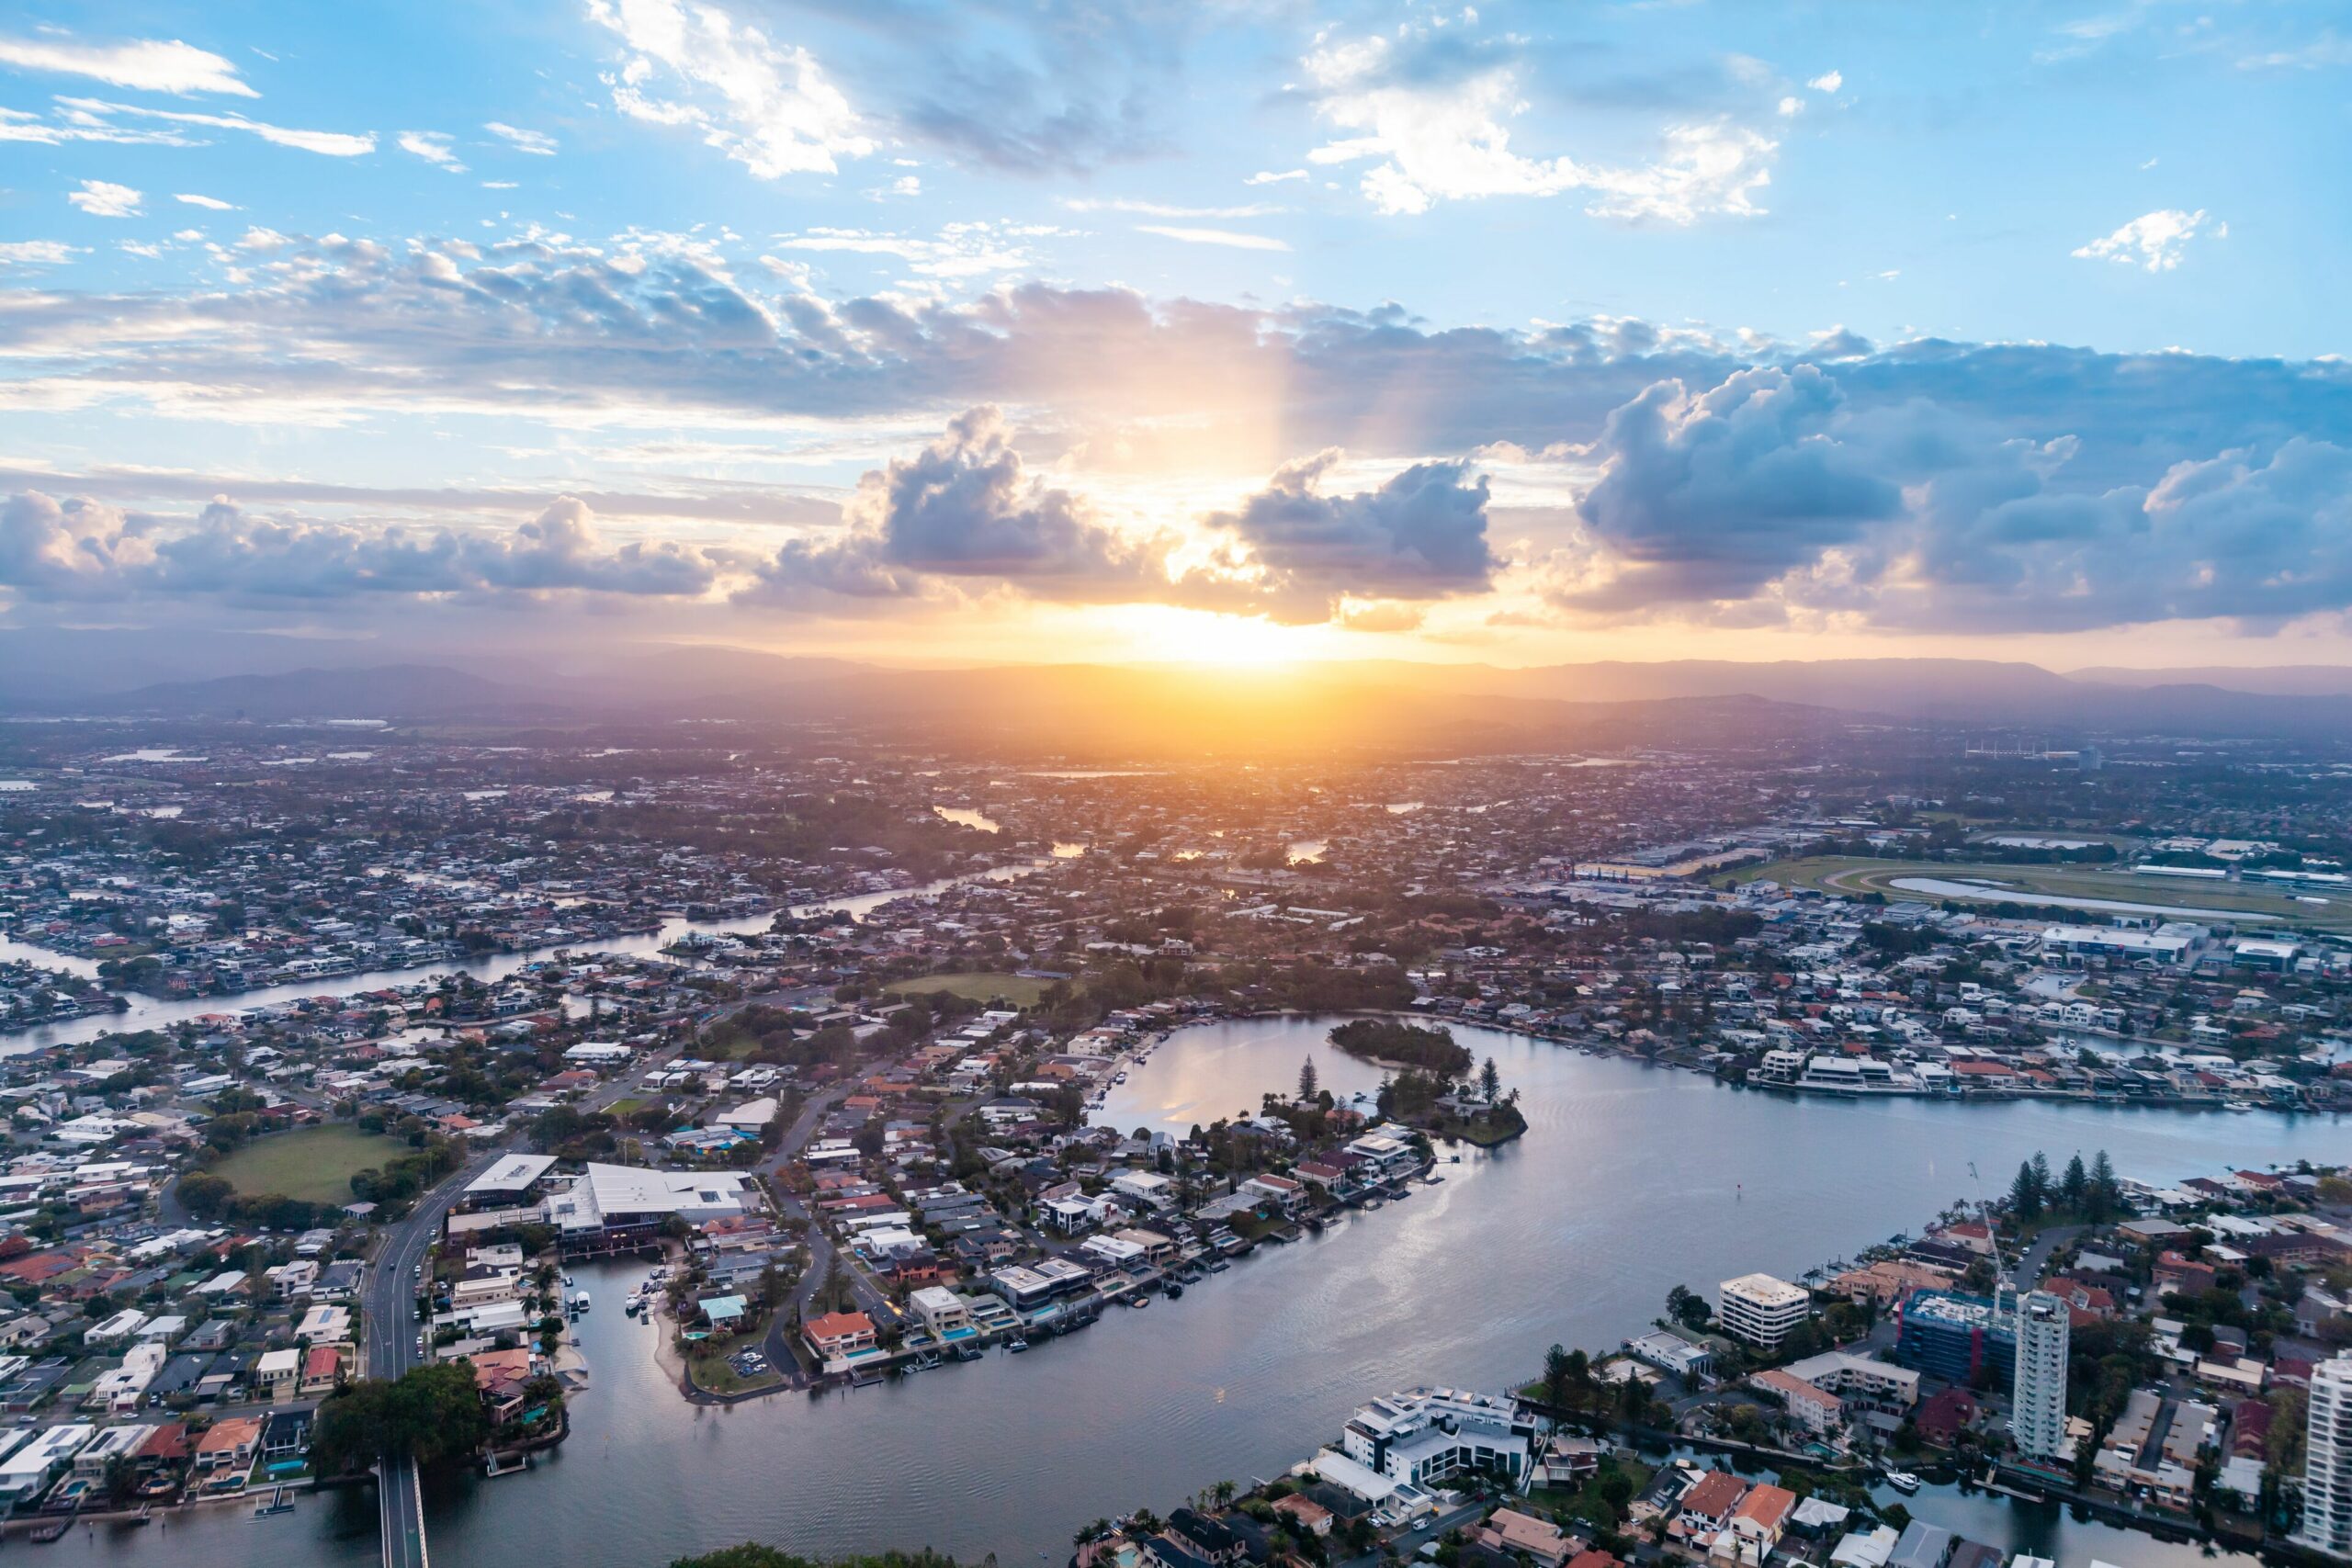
[2,0,2350,672]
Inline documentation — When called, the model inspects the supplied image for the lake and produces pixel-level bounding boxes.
[50,1016,2332,1568]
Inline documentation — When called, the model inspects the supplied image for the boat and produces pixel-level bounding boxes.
[1129,1294,1149,1309]
[571,1290,591,1314]
[1007,1337,1030,1353]
[1884,1472,1921,1495]
[1164,1281,1183,1299]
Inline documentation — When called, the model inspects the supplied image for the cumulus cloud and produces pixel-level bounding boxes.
[67,179,141,217]
[0,240,80,266]
[0,32,254,96]
[748,407,1172,604]
[586,0,872,179]
[2073,209,2219,272]
[1202,449,1497,621]
[1302,28,1775,221]
[1806,70,1842,93]
[1566,365,1898,606]
[0,492,741,603]
[484,120,558,155]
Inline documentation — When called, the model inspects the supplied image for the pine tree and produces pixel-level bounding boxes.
[2030,1150,2052,1206]
[1297,1054,1318,1102]
[1479,1056,1501,1102]
[2009,1159,2043,1220]
[2060,1153,2089,1215]
[2087,1149,2120,1222]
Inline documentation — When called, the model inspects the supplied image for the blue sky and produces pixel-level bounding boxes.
[3,1,2350,668]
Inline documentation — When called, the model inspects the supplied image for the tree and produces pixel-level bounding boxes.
[2087,1149,2120,1223]
[2030,1150,2052,1208]
[1478,1057,1501,1103]
[1667,1284,1709,1330]
[1297,1055,1318,1102]
[1543,1343,1574,1418]
[2060,1153,2089,1215]
[2009,1159,2043,1222]
[311,1362,492,1474]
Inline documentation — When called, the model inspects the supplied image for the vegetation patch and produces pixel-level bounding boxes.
[208,1123,411,1206]
[886,971,1057,1007]
[1329,1017,1470,1076]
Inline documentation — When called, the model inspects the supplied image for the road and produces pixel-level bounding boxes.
[2010,1224,2086,1292]
[365,1144,510,1568]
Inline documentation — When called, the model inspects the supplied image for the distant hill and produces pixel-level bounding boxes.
[13,642,2352,747]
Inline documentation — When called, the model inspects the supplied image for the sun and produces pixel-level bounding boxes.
[1108,605,1322,669]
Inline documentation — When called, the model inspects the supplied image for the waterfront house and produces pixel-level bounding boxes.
[803,1310,877,1362]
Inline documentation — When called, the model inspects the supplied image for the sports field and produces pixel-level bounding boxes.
[210,1123,410,1205]
[886,971,1057,1007]
[1734,855,2352,931]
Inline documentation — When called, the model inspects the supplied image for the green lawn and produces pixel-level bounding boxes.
[886,971,1057,1007]
[1733,854,2352,931]
[210,1124,412,1205]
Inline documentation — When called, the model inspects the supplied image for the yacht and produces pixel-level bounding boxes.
[1883,1472,1921,1495]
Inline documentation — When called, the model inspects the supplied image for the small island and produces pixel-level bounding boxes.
[1329,1017,1472,1076]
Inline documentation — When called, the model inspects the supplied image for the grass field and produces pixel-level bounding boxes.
[1733,855,2352,931]
[886,971,1057,1007]
[210,1123,411,1204]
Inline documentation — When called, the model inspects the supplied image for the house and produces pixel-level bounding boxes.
[1883,1521,1953,1568]
[1271,1493,1334,1537]
[1674,1470,1749,1544]
[1716,1483,1796,1565]
[803,1310,877,1361]
[299,1344,343,1396]
[254,1347,300,1402]
[1475,1508,1573,1567]
[194,1415,261,1477]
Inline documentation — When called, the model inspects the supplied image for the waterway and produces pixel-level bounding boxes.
[44,1016,2331,1568]
[0,863,1043,1055]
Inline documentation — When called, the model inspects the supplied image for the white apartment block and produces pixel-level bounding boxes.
[1718,1273,1810,1349]
[2299,1354,2352,1559]
[2011,1291,2072,1462]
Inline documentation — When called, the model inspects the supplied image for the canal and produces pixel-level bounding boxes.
[49,1016,2336,1568]
[1,863,1043,1055]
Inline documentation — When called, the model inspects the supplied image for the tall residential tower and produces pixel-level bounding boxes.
[2011,1291,2071,1464]
[2298,1353,2352,1560]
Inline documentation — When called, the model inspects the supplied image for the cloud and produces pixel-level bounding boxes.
[1805,70,1842,93]
[173,192,235,209]
[872,0,1195,175]
[0,32,254,96]
[586,0,872,179]
[52,96,375,155]
[0,491,741,603]
[1202,449,1498,620]
[770,221,1053,277]
[68,179,141,218]
[484,120,558,155]
[397,130,466,172]
[0,240,79,266]
[747,407,1173,604]
[1247,169,1308,185]
[1565,365,1899,606]
[2073,209,2218,272]
[1066,198,1281,219]
[1134,224,1289,252]
[1303,30,1774,221]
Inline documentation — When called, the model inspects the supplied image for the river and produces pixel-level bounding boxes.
[1,864,1043,1055]
[44,1016,2334,1568]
